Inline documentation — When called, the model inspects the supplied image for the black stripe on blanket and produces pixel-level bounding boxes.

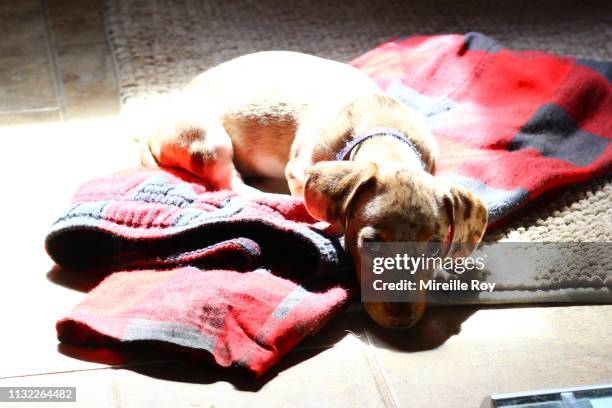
[508,103,609,167]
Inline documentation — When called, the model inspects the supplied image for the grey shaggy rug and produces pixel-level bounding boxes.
[103,0,611,303]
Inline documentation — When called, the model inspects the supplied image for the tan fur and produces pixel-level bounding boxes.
[142,51,488,328]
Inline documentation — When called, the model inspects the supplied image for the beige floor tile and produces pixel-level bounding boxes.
[0,1,59,112]
[0,109,61,126]
[56,43,119,120]
[0,369,119,408]
[364,305,612,408]
[46,0,106,46]
[114,335,386,408]
[0,55,58,112]
[1,1,47,56]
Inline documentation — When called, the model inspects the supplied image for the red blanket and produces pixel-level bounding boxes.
[47,33,611,376]
[351,32,611,224]
[47,169,350,376]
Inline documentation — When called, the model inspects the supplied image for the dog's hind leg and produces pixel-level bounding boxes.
[144,114,256,193]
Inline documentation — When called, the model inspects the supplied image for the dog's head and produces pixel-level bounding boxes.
[304,161,488,328]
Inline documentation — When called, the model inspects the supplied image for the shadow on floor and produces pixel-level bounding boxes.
[47,264,106,292]
[57,339,333,391]
[360,305,477,352]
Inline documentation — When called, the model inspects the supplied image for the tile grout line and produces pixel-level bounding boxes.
[49,41,110,48]
[102,0,124,110]
[39,0,66,122]
[0,359,179,380]
[361,330,401,408]
[0,107,61,115]
[0,367,114,381]
[111,375,124,408]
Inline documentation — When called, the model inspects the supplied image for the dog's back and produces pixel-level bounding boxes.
[183,51,381,177]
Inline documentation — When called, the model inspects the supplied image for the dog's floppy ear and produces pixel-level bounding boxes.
[442,185,488,258]
[304,161,378,232]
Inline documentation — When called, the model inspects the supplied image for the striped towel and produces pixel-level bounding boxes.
[46,168,350,376]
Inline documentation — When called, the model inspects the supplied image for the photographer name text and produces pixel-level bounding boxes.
[372,279,496,292]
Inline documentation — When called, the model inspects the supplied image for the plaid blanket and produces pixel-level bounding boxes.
[47,169,350,376]
[351,32,611,224]
[48,33,611,376]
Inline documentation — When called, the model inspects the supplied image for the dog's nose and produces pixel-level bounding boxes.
[364,301,426,329]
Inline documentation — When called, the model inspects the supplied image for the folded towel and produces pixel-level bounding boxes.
[47,169,350,376]
[351,32,611,225]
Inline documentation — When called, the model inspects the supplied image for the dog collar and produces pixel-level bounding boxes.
[335,128,424,170]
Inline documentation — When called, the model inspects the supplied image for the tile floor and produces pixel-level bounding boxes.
[0,1,611,407]
[0,0,118,126]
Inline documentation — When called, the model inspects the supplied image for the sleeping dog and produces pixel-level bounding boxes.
[141,51,488,328]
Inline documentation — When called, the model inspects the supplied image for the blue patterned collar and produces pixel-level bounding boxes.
[334,128,424,170]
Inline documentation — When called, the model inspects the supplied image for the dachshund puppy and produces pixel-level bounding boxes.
[142,51,488,328]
